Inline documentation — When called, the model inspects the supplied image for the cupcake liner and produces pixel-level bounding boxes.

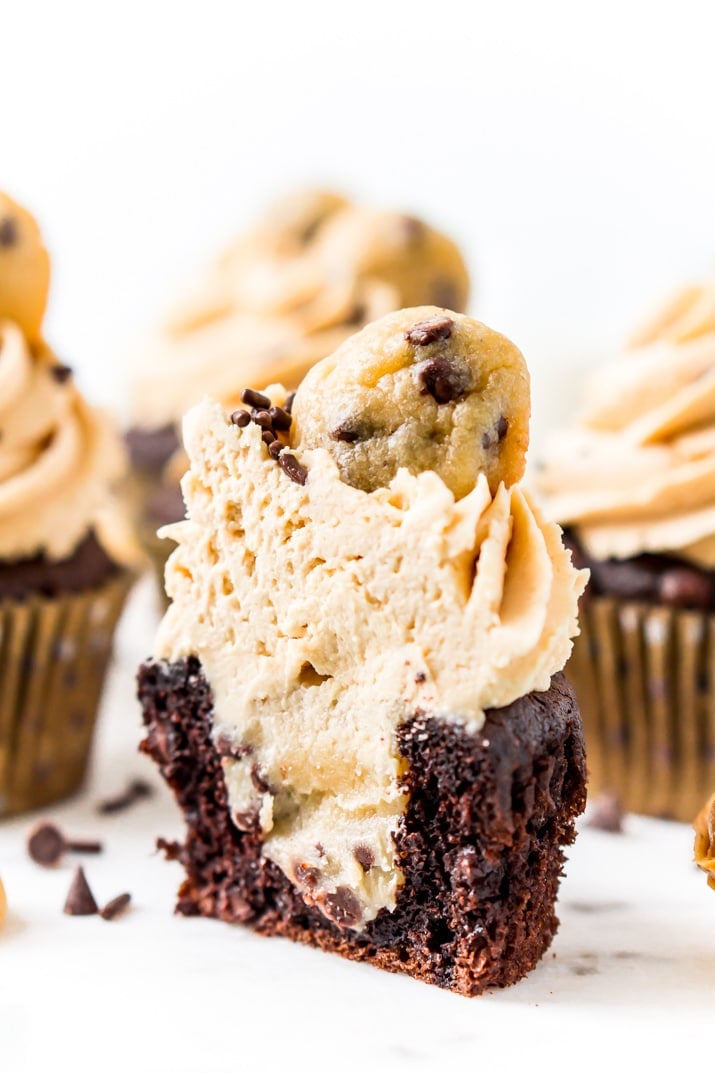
[570,594,715,822]
[0,570,134,816]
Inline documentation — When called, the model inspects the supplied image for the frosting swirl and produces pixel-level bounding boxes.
[0,320,125,562]
[537,282,715,566]
[130,190,469,429]
[156,396,585,925]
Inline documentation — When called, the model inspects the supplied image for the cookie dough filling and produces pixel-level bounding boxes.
[157,309,585,929]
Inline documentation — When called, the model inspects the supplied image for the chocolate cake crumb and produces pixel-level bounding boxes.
[241,388,271,410]
[278,453,308,486]
[99,893,131,921]
[406,315,454,347]
[63,867,99,916]
[419,356,470,404]
[231,409,251,428]
[138,658,586,996]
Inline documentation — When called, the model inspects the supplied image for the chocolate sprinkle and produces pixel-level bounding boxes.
[0,217,18,248]
[97,778,154,815]
[269,406,292,431]
[241,388,271,410]
[268,440,284,459]
[284,392,296,415]
[353,845,374,871]
[406,315,454,347]
[63,867,99,916]
[231,409,251,428]
[419,356,470,404]
[253,409,274,430]
[50,365,73,384]
[262,430,277,446]
[99,892,131,921]
[278,453,308,486]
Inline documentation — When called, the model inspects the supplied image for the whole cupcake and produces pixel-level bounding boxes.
[0,192,135,815]
[537,281,715,821]
[138,308,587,996]
[125,191,470,589]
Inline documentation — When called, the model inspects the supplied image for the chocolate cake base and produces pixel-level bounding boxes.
[138,658,586,996]
[0,531,121,601]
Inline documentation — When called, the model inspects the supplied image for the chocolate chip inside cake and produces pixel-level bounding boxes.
[139,658,585,996]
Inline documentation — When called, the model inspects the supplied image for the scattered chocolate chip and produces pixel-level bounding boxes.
[353,845,374,871]
[27,821,102,867]
[252,409,273,430]
[250,764,270,794]
[99,892,131,921]
[406,315,454,347]
[322,886,362,928]
[50,365,73,384]
[97,778,154,815]
[330,418,371,443]
[241,387,271,410]
[284,392,296,415]
[278,453,308,486]
[587,791,624,833]
[268,405,292,431]
[262,430,277,446]
[294,862,321,888]
[0,217,18,248]
[230,409,251,428]
[419,356,470,404]
[658,567,713,609]
[232,809,261,834]
[63,867,99,916]
[496,416,508,441]
[414,671,426,683]
[268,440,284,459]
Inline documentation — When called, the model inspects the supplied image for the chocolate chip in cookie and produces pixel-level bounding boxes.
[419,356,470,404]
[0,217,18,248]
[406,315,454,347]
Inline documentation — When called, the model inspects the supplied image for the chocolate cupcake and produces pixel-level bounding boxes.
[0,192,135,815]
[138,308,587,995]
[125,191,471,595]
[537,281,715,821]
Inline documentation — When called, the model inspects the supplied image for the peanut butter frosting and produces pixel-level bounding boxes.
[0,194,128,564]
[537,282,715,566]
[156,312,585,928]
[130,190,469,430]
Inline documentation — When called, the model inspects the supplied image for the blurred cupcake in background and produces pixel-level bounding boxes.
[125,190,470,589]
[537,281,715,821]
[694,788,715,889]
[0,192,136,816]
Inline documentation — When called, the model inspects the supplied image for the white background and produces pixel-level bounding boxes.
[5,0,715,448]
[2,4,715,1070]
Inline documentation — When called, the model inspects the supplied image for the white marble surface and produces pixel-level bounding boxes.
[0,577,712,1073]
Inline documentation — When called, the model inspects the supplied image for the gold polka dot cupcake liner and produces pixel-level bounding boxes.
[568,595,715,822]
[0,571,134,816]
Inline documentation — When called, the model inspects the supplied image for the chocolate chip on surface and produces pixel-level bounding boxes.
[278,453,308,486]
[230,409,251,427]
[353,845,374,870]
[322,886,362,928]
[99,892,131,921]
[241,387,271,410]
[63,867,99,916]
[419,356,470,405]
[0,217,18,248]
[406,315,454,347]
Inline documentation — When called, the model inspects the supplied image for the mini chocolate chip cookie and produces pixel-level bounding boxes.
[291,306,529,498]
[0,191,50,340]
